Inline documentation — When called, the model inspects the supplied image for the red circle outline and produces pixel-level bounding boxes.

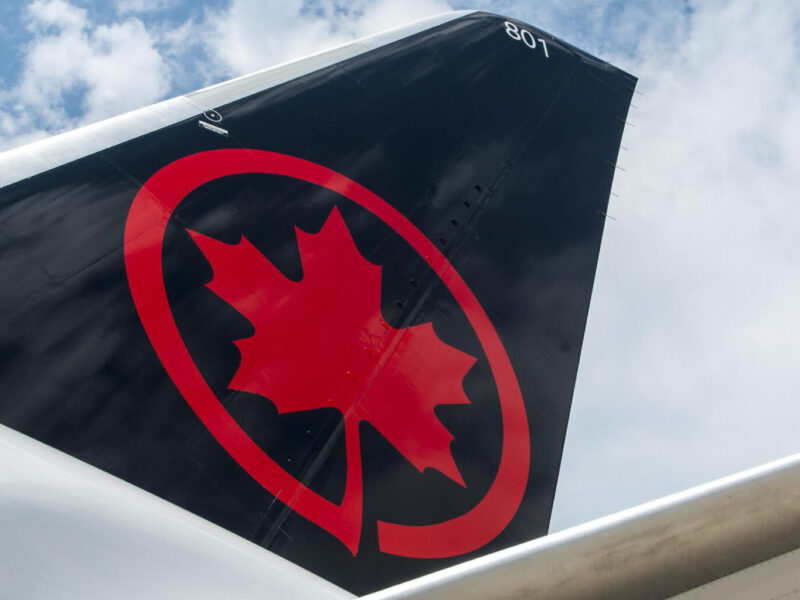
[124,150,530,558]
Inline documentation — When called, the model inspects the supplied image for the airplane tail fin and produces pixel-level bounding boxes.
[0,11,634,594]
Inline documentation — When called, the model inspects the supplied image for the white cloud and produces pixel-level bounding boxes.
[203,0,449,75]
[26,0,86,30]
[81,20,168,120]
[204,0,451,77]
[116,0,175,15]
[551,0,800,530]
[0,0,168,149]
[204,0,345,77]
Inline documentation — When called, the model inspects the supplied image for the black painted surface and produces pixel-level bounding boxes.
[0,12,635,594]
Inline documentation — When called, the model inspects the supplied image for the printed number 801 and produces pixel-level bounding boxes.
[504,21,550,58]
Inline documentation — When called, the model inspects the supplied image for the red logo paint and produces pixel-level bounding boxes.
[124,150,529,558]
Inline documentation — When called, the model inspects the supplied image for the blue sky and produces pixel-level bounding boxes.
[1,0,800,534]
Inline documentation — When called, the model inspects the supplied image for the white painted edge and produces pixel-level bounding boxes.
[0,10,475,188]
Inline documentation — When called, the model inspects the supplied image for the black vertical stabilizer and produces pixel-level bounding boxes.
[0,11,635,594]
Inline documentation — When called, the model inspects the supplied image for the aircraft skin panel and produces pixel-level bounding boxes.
[0,11,634,594]
[360,453,800,599]
[0,423,353,600]
[670,547,800,600]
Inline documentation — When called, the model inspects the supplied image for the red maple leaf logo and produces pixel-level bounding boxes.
[187,207,476,488]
